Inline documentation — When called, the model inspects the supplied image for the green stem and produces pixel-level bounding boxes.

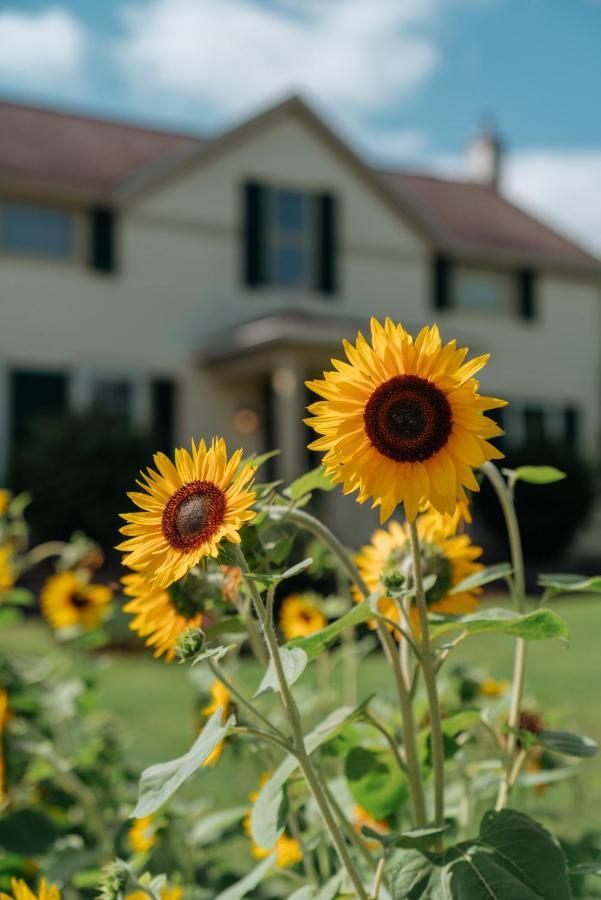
[262,504,427,828]
[208,659,288,742]
[481,462,528,811]
[233,545,369,900]
[408,520,445,834]
[371,857,386,900]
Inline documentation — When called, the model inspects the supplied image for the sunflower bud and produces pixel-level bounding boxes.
[381,568,408,593]
[176,627,205,661]
[98,859,131,900]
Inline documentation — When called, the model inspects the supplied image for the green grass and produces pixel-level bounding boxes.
[3,595,601,836]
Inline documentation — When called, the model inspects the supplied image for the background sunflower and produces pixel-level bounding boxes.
[40,571,112,631]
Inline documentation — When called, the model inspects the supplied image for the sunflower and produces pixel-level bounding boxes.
[118,438,256,590]
[201,680,231,766]
[279,594,326,640]
[40,572,112,631]
[127,887,182,900]
[243,776,303,868]
[0,545,14,595]
[306,318,505,522]
[128,814,157,853]
[355,510,483,637]
[0,880,60,900]
[122,572,212,662]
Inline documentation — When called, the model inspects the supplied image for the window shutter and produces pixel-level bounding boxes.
[151,378,176,454]
[564,405,579,449]
[316,192,337,295]
[243,182,264,287]
[433,255,451,310]
[518,268,536,320]
[90,207,116,273]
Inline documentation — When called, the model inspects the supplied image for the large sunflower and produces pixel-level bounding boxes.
[40,572,112,631]
[355,510,483,636]
[306,318,505,522]
[118,438,256,589]
[122,572,213,661]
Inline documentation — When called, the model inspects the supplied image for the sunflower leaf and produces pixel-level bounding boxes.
[449,562,512,594]
[508,465,567,485]
[254,647,308,697]
[214,854,276,900]
[251,703,368,848]
[429,607,568,641]
[286,466,337,500]
[132,709,236,817]
[287,593,380,660]
[245,558,313,587]
[538,573,601,594]
[537,729,598,758]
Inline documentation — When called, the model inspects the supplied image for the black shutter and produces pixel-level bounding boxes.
[10,370,68,447]
[90,206,116,273]
[316,192,337,295]
[564,405,579,449]
[518,268,536,320]
[433,255,451,310]
[151,378,176,454]
[243,182,265,287]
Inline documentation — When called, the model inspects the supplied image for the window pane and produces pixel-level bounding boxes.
[90,379,131,417]
[274,189,306,231]
[272,245,309,286]
[455,270,505,312]
[1,203,74,258]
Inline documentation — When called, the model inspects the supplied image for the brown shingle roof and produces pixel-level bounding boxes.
[376,170,599,269]
[0,98,202,193]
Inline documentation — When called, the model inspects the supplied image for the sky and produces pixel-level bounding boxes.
[1,0,600,252]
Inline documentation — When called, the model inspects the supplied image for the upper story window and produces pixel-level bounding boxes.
[0,202,75,260]
[453,268,511,313]
[243,181,337,295]
[432,256,537,320]
[90,378,132,418]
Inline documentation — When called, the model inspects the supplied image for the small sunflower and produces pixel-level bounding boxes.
[306,318,505,522]
[0,545,15,595]
[201,680,231,766]
[479,677,510,698]
[128,814,157,853]
[118,438,256,589]
[244,776,303,868]
[279,594,326,640]
[0,880,60,900]
[122,572,212,662]
[127,887,182,900]
[40,572,112,631]
[355,510,483,637]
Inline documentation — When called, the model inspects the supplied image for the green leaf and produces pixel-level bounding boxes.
[0,809,61,855]
[363,824,448,850]
[247,449,280,471]
[191,645,233,665]
[0,607,22,627]
[389,808,571,899]
[132,709,235,817]
[287,595,378,660]
[246,558,313,586]
[288,889,314,900]
[254,647,308,697]
[538,729,598,758]
[214,854,275,900]
[510,465,567,485]
[251,704,367,848]
[1,588,34,607]
[419,710,481,767]
[429,607,568,641]
[538,573,601,595]
[450,562,512,594]
[345,747,407,820]
[570,862,601,877]
[190,806,247,846]
[315,871,346,900]
[286,466,336,500]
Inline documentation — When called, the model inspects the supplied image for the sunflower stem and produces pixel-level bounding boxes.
[207,659,288,742]
[481,462,528,812]
[261,504,427,829]
[233,544,369,900]
[408,519,445,840]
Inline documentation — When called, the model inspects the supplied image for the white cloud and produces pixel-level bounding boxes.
[0,7,86,83]
[115,0,440,122]
[504,150,601,255]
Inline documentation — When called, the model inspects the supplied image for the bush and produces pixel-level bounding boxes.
[474,439,596,560]
[10,413,153,549]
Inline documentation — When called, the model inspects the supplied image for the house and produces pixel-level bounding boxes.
[0,95,599,542]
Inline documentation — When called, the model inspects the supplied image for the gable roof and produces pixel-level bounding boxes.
[0,95,598,272]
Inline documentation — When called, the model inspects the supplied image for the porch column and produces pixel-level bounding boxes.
[271,353,306,484]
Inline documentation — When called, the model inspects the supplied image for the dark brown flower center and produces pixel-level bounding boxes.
[364,375,452,463]
[162,480,226,552]
[70,593,90,610]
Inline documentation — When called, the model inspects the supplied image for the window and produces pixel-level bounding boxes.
[89,378,132,418]
[243,182,337,293]
[264,188,316,288]
[453,268,511,313]
[0,202,75,259]
[502,401,579,448]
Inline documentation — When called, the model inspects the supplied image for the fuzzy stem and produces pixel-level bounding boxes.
[261,504,427,828]
[481,462,528,811]
[408,520,445,834]
[233,544,368,899]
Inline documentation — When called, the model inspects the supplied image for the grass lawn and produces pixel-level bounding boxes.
[3,594,601,837]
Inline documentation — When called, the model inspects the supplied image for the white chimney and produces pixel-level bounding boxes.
[467,123,503,190]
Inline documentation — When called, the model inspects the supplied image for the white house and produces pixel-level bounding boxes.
[0,96,599,541]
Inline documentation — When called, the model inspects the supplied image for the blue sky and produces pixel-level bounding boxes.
[1,0,600,249]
